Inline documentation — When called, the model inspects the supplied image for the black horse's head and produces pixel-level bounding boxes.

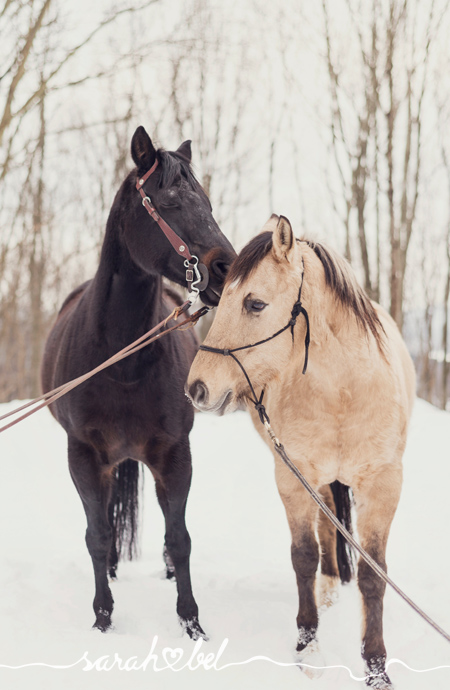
[122,125,236,306]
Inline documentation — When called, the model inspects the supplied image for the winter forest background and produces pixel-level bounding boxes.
[1,0,450,405]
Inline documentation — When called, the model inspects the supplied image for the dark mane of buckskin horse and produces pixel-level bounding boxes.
[41,126,236,639]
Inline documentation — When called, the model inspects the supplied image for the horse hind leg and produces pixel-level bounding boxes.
[162,545,176,580]
[317,484,340,610]
[107,498,119,580]
[318,481,355,608]
[68,436,114,632]
[353,466,403,689]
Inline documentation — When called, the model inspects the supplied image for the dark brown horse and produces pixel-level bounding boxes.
[41,126,235,640]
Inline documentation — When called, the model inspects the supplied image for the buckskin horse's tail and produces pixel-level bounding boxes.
[110,459,142,562]
[330,480,354,583]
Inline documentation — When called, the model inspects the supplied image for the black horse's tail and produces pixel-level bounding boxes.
[329,480,354,583]
[110,459,142,562]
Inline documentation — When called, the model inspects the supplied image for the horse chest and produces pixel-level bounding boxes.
[261,384,391,485]
[59,369,192,462]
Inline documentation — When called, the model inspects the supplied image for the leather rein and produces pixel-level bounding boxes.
[136,158,209,304]
[0,302,209,434]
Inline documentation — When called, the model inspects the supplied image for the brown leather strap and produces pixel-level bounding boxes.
[137,189,193,261]
[135,159,159,190]
[135,159,194,262]
[0,302,209,434]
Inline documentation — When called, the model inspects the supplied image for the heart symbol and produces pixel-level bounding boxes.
[161,647,184,669]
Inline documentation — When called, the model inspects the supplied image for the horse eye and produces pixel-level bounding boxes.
[244,298,267,313]
[158,190,180,209]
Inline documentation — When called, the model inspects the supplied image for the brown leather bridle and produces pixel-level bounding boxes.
[136,159,209,303]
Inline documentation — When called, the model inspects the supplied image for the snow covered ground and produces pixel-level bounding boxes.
[0,397,449,690]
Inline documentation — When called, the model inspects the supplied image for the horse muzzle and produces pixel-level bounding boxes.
[185,380,234,416]
[198,248,235,307]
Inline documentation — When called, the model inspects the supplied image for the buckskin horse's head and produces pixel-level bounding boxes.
[186,215,306,413]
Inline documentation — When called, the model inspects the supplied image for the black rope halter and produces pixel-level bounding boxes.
[199,262,310,425]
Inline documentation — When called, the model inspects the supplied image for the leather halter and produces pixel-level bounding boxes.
[136,159,209,301]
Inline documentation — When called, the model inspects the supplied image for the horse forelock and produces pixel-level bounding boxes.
[157,149,198,190]
[226,231,274,286]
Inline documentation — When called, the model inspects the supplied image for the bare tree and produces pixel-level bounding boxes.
[321,0,446,328]
[439,117,450,408]
[0,0,163,400]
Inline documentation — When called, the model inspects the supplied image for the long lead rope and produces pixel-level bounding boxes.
[199,275,450,645]
[0,302,208,434]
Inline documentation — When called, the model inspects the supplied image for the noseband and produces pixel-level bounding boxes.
[136,159,209,303]
[199,265,310,425]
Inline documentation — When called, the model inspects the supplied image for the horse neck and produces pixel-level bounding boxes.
[89,205,163,351]
[297,247,376,379]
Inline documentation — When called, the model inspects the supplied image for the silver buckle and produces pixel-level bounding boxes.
[184,256,202,305]
[184,256,201,287]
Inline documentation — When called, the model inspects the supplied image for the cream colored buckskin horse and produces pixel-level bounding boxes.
[186,215,415,689]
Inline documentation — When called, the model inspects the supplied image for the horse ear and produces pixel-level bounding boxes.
[177,139,192,162]
[272,215,295,262]
[131,126,157,172]
[261,214,279,233]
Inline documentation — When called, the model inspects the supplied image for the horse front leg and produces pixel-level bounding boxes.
[275,457,323,677]
[68,436,114,631]
[353,465,403,689]
[152,440,207,641]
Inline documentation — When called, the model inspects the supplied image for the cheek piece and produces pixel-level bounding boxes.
[136,159,209,304]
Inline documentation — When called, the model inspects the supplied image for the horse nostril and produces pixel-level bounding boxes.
[211,259,231,282]
[189,380,208,407]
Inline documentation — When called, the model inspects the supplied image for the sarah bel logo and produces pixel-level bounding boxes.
[81,635,229,672]
[0,636,449,682]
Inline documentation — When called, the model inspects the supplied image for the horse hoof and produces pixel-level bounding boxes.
[180,616,209,641]
[93,608,113,632]
[295,639,326,679]
[365,672,392,689]
[364,658,393,688]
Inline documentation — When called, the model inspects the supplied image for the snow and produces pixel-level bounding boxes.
[0,398,449,689]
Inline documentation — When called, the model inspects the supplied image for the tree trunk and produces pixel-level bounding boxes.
[28,84,46,397]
